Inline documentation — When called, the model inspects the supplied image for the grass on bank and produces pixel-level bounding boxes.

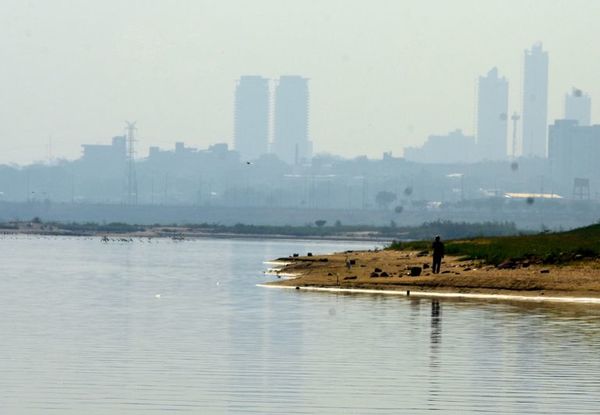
[388,223,600,265]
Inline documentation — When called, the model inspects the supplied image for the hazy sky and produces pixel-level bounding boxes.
[1,0,599,165]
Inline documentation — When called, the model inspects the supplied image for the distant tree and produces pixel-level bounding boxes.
[394,205,404,214]
[375,191,397,209]
[31,216,42,224]
[315,220,327,228]
[334,220,342,227]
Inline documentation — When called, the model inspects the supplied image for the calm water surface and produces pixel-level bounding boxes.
[1,236,600,414]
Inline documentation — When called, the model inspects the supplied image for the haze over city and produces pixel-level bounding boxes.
[4,3,600,414]
[2,0,600,164]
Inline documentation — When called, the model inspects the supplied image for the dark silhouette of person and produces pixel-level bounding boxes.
[432,235,444,274]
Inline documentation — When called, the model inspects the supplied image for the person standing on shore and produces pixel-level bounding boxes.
[432,235,444,274]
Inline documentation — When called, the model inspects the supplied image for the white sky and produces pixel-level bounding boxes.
[1,0,599,164]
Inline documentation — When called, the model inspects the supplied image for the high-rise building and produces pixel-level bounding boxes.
[522,43,549,157]
[548,119,600,195]
[565,88,591,126]
[234,76,270,161]
[477,67,509,160]
[272,76,312,165]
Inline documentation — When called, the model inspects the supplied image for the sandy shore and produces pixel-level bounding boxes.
[266,249,600,300]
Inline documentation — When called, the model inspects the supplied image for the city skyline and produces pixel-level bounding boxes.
[6,53,597,167]
[1,1,600,165]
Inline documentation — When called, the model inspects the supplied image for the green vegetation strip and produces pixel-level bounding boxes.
[183,220,517,239]
[388,223,600,265]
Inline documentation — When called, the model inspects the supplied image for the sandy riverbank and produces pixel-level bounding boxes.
[266,249,600,299]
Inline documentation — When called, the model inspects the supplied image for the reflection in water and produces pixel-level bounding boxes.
[428,300,442,409]
[431,300,442,347]
[1,236,600,414]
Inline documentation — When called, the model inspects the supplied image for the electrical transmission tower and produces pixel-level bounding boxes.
[125,121,138,205]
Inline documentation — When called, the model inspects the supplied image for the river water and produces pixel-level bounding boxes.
[1,236,599,414]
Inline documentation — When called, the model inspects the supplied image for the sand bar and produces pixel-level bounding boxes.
[264,249,600,303]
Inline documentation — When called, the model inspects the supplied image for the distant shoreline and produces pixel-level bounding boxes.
[0,219,519,243]
[0,227,391,243]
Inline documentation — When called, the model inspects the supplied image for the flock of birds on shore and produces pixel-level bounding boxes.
[0,233,187,243]
[100,235,186,243]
